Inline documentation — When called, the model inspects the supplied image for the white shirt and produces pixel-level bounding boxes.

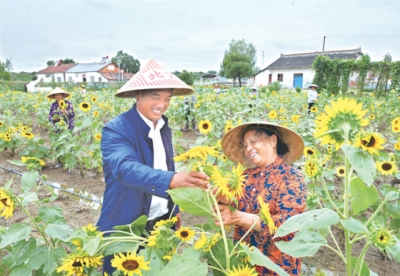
[308,89,318,103]
[137,109,169,220]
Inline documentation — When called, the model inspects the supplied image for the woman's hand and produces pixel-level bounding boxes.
[214,205,261,231]
[60,109,68,115]
[211,187,231,205]
[214,204,236,226]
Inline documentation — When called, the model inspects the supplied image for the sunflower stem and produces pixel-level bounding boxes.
[365,198,388,228]
[352,242,371,276]
[320,176,344,217]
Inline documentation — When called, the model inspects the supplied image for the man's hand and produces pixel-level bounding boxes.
[169,171,209,189]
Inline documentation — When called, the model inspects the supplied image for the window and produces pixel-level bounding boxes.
[45,74,50,78]
[68,77,73,82]
[277,74,283,82]
[90,76,95,82]
[57,77,62,83]
[99,77,102,82]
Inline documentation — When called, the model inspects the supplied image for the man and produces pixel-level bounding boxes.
[307,84,318,115]
[97,60,209,273]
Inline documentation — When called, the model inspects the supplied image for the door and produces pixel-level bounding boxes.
[293,74,303,88]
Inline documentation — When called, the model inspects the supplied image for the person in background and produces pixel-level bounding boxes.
[97,60,209,274]
[216,121,306,275]
[47,87,75,168]
[81,84,86,96]
[250,86,258,98]
[307,84,318,115]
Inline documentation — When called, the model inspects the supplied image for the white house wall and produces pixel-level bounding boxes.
[37,72,66,82]
[64,72,108,83]
[255,68,315,89]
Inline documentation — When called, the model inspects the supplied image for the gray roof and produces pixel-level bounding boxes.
[255,48,362,75]
[66,61,112,73]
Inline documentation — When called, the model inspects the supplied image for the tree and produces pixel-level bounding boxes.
[112,50,141,73]
[47,60,55,67]
[62,58,75,64]
[178,70,194,85]
[0,60,11,80]
[219,39,256,87]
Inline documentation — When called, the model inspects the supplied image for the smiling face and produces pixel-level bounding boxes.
[54,93,65,101]
[135,89,173,127]
[243,129,278,168]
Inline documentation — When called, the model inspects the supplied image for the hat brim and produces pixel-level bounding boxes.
[115,86,194,98]
[47,87,70,99]
[309,84,318,88]
[221,122,304,167]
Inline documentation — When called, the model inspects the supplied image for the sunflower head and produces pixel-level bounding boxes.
[257,196,277,234]
[336,166,346,177]
[0,188,15,219]
[376,160,398,176]
[198,119,212,134]
[79,102,91,112]
[268,110,277,119]
[111,252,150,276]
[175,226,196,242]
[226,265,258,276]
[353,132,385,155]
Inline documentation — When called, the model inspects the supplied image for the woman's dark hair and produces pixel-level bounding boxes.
[243,127,289,155]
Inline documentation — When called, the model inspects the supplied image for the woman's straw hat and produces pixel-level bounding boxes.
[115,59,194,98]
[309,84,318,88]
[47,87,70,99]
[221,121,304,167]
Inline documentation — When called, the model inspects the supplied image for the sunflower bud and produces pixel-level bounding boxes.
[369,224,396,252]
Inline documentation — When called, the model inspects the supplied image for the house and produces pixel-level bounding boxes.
[36,60,76,83]
[37,57,134,84]
[253,48,362,89]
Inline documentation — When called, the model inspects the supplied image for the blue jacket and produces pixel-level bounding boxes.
[97,104,176,232]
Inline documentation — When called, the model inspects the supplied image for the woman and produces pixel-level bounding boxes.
[307,84,318,115]
[217,121,306,275]
[48,87,75,168]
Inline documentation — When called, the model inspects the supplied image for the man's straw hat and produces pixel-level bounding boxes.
[221,121,304,167]
[115,59,194,98]
[309,84,318,88]
[47,87,70,99]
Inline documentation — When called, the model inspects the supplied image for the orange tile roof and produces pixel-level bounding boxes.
[37,64,76,74]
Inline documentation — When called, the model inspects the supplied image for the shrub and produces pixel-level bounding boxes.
[295,86,301,93]
[268,81,282,93]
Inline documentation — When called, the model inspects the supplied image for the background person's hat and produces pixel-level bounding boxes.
[81,85,85,88]
[251,86,258,90]
[47,87,70,99]
[309,84,318,88]
[221,121,304,167]
[115,59,195,98]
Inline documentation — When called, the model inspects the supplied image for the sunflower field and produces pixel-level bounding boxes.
[0,86,400,275]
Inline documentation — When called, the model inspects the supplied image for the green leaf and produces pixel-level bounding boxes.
[9,238,37,267]
[139,247,167,276]
[4,178,13,190]
[167,188,213,216]
[274,208,339,238]
[0,223,31,249]
[28,246,65,274]
[18,192,38,203]
[243,246,289,276]
[340,218,369,234]
[350,257,372,276]
[275,229,327,258]
[103,240,139,256]
[341,145,376,186]
[157,247,208,276]
[38,205,64,224]
[82,235,101,256]
[350,178,379,214]
[112,215,147,236]
[45,222,73,241]
[385,191,399,201]
[21,170,39,192]
[9,264,32,276]
[387,237,400,262]
[8,160,26,167]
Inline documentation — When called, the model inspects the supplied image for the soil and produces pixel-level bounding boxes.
[0,131,399,276]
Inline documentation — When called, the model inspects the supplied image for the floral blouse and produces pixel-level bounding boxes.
[234,156,306,276]
[48,100,75,131]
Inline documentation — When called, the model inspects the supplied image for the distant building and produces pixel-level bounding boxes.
[36,57,134,83]
[253,48,362,89]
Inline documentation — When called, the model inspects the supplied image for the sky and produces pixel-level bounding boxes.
[1,0,399,73]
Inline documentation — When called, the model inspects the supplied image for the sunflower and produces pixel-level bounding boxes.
[392,117,400,133]
[0,188,15,219]
[227,163,246,198]
[21,131,34,139]
[154,216,178,229]
[376,160,397,176]
[91,96,97,102]
[93,111,100,117]
[353,132,385,155]
[310,106,318,113]
[394,142,400,151]
[369,224,396,252]
[314,97,369,150]
[198,119,212,134]
[224,120,233,133]
[226,265,258,276]
[291,115,300,123]
[0,121,3,127]
[111,252,150,276]
[94,133,102,141]
[369,114,375,120]
[268,110,277,119]
[175,226,196,242]
[58,99,66,110]
[257,196,277,234]
[303,147,316,157]
[79,102,91,112]
[194,233,209,251]
[304,160,319,178]
[174,145,219,163]
[336,166,345,177]
[211,166,232,198]
[56,250,103,275]
[82,223,101,236]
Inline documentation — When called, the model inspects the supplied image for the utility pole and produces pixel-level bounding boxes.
[322,36,326,54]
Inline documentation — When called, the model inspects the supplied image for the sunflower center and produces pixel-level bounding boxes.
[123,260,139,270]
[339,169,345,174]
[180,231,189,238]
[382,163,393,171]
[202,123,209,130]
[307,150,314,155]
[1,198,10,206]
[83,103,88,108]
[362,136,376,147]
[379,234,387,243]
[72,260,83,267]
